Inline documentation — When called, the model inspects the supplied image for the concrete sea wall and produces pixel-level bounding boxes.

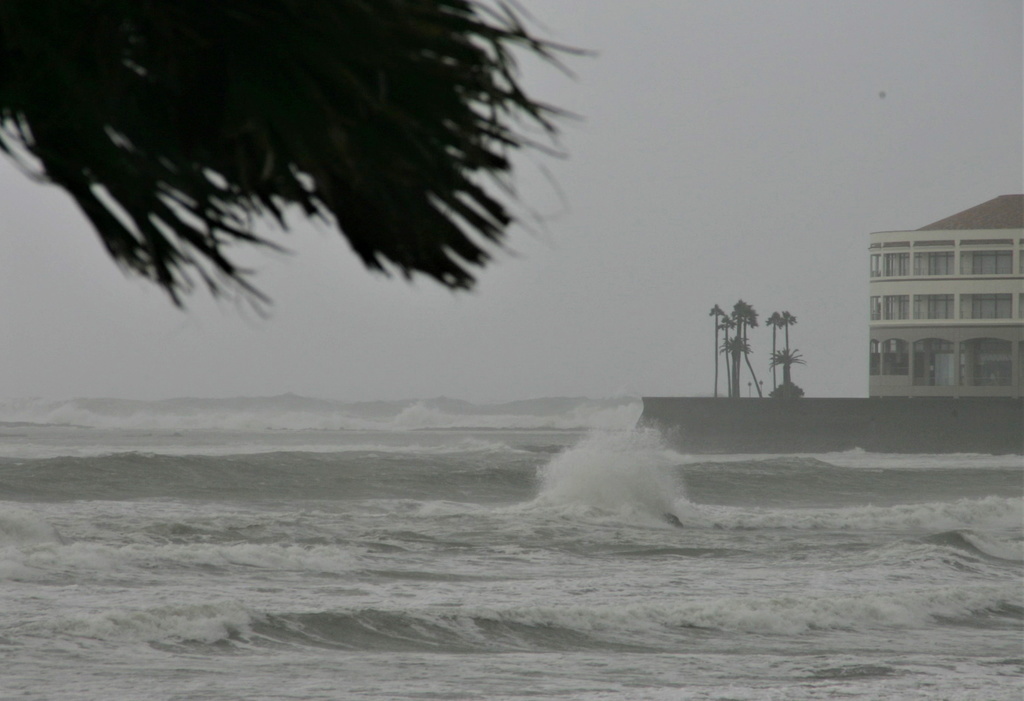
[639,397,1023,454]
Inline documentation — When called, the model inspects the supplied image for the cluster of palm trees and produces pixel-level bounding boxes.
[710,302,804,398]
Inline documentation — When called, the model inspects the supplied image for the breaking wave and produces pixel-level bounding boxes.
[0,395,642,432]
[0,506,62,546]
[533,429,689,525]
[30,583,1020,651]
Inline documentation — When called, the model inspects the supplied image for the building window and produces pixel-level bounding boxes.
[961,250,1012,275]
[870,296,881,321]
[880,339,908,375]
[961,294,1012,319]
[913,251,954,275]
[883,252,909,276]
[913,339,955,386]
[869,340,880,375]
[883,295,909,320]
[913,294,954,320]
[870,254,881,278]
[960,338,1012,386]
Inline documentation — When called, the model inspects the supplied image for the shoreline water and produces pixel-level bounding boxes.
[1,397,1020,699]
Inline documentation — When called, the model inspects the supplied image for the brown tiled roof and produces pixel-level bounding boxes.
[917,194,1023,230]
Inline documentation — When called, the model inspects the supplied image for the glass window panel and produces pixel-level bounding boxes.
[883,295,908,320]
[915,251,953,275]
[960,338,1012,386]
[929,294,953,319]
[884,253,909,276]
[880,339,908,375]
[964,251,1012,274]
[968,294,1012,319]
[913,339,954,386]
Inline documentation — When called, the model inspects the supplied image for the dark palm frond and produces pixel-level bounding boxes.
[769,349,806,369]
[722,336,749,356]
[0,0,573,304]
[731,299,758,328]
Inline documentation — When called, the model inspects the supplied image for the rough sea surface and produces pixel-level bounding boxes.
[1,396,1021,700]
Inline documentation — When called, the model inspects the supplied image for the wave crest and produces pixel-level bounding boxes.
[0,395,642,432]
[39,583,1016,650]
[693,496,1022,533]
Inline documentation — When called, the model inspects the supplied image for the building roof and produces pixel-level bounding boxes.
[917,194,1023,231]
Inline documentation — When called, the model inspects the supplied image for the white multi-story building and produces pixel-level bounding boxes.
[869,194,1023,398]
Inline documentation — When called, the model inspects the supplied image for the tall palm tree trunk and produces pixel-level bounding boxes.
[742,326,762,397]
[722,325,733,397]
[771,326,778,390]
[713,322,720,398]
[711,308,721,398]
[732,322,742,398]
[732,348,742,398]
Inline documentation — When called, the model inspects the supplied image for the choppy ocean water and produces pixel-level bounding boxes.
[1,396,1021,700]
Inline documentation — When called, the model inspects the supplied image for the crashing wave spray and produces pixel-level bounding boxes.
[533,429,691,525]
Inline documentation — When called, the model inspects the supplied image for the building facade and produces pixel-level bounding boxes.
[869,195,1023,398]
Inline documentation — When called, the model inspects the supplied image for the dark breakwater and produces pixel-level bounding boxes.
[640,397,1023,454]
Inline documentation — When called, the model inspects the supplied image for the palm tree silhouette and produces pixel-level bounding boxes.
[780,312,798,355]
[710,305,726,397]
[769,348,806,398]
[731,300,762,397]
[718,315,736,397]
[722,335,749,398]
[766,312,785,391]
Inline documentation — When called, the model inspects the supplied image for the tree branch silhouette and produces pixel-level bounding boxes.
[0,0,574,305]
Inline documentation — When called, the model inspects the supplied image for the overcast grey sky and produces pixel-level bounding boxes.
[1,0,1021,402]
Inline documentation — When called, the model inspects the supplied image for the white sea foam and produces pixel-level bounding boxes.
[33,581,1016,649]
[0,433,529,459]
[0,506,62,545]
[47,601,261,644]
[241,583,1018,648]
[686,448,1024,469]
[447,582,1019,637]
[689,496,1022,532]
[0,506,63,581]
[819,449,1024,470]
